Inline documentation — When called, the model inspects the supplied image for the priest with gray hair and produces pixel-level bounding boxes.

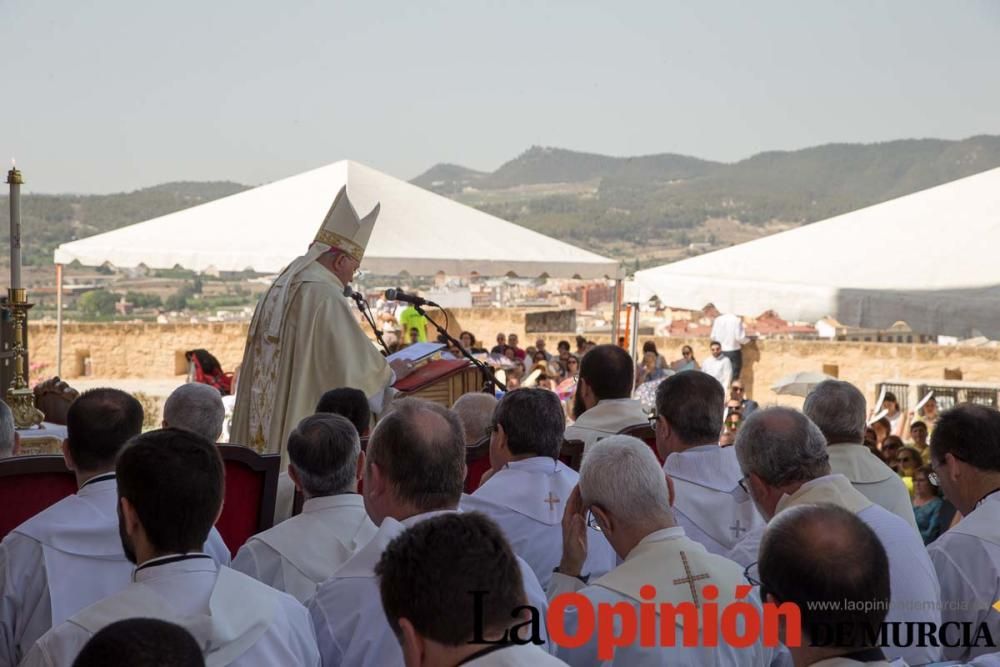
[232,413,375,603]
[550,435,777,666]
[803,379,917,530]
[728,407,941,665]
[162,383,226,442]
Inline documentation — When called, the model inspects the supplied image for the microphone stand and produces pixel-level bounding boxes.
[349,292,390,356]
[413,303,507,393]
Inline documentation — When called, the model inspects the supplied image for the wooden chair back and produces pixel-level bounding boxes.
[559,439,585,471]
[617,422,663,463]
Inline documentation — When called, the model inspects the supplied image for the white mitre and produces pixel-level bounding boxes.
[264,185,380,339]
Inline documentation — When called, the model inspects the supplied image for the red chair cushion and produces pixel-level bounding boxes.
[465,456,492,493]
[0,472,77,540]
[216,461,265,557]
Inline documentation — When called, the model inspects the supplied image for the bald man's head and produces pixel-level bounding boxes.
[366,398,466,512]
[760,504,890,648]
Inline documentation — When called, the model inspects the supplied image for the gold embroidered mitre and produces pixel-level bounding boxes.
[314,185,380,263]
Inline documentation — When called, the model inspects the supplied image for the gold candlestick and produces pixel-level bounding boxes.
[6,288,44,428]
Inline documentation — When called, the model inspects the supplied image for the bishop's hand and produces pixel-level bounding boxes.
[559,485,588,578]
[389,358,415,380]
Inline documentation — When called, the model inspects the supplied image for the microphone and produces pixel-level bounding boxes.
[384,287,439,308]
[343,284,365,303]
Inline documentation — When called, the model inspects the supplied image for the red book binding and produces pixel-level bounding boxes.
[392,359,474,393]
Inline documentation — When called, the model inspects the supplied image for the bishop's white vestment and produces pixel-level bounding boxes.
[460,457,618,588]
[663,444,765,555]
[928,492,1000,662]
[0,475,230,666]
[307,510,553,667]
[230,262,392,459]
[21,554,318,667]
[232,493,376,604]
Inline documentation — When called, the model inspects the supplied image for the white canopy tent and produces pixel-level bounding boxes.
[55,160,620,278]
[634,167,1000,339]
[52,160,623,374]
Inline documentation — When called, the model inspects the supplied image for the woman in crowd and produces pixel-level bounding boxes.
[918,396,940,435]
[671,345,698,371]
[636,348,670,385]
[897,446,923,496]
[912,464,944,544]
[880,435,904,470]
[882,391,905,435]
[459,331,487,354]
[872,417,892,448]
[863,426,881,458]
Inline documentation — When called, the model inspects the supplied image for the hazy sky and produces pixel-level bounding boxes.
[2,0,999,194]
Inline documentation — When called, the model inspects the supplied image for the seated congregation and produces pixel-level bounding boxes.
[3,345,1000,666]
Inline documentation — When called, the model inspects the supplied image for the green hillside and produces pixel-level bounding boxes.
[414,135,1000,254]
[0,182,248,266]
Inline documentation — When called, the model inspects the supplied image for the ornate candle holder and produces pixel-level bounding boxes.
[6,288,44,428]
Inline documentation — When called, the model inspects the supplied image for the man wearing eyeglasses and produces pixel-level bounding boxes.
[729,407,941,666]
[549,435,778,666]
[926,404,1000,662]
[728,381,758,418]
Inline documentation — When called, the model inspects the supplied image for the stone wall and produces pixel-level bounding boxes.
[30,322,250,380]
[27,318,1000,408]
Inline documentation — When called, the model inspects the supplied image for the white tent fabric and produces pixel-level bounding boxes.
[634,167,1000,338]
[54,160,620,280]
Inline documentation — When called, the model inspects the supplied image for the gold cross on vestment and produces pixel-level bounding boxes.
[544,492,560,510]
[672,551,711,606]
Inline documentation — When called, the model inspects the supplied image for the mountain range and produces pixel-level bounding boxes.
[411,136,1000,264]
[4,135,1000,270]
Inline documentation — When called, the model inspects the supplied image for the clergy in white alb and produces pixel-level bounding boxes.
[804,381,919,531]
[232,414,376,603]
[758,505,897,667]
[21,429,318,667]
[307,399,552,667]
[731,407,941,666]
[700,342,733,390]
[231,185,410,459]
[374,513,566,667]
[548,437,779,666]
[460,388,617,588]
[925,404,1000,662]
[564,345,649,452]
[654,372,765,555]
[0,390,229,667]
